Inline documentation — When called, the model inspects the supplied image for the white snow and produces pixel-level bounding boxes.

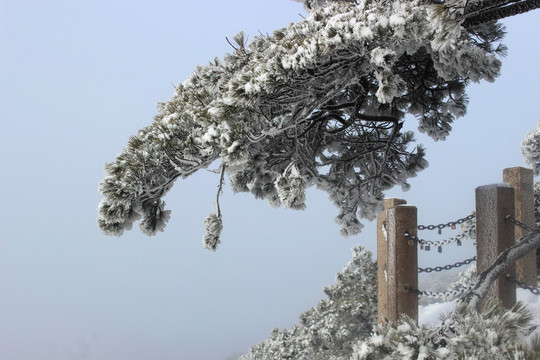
[201,126,218,143]
[518,288,540,327]
[419,299,458,327]
[419,289,540,327]
[389,14,406,27]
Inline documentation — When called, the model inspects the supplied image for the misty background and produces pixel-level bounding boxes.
[1,1,539,359]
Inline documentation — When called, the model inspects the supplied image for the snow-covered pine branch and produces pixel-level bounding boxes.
[352,300,535,359]
[521,120,540,177]
[520,121,540,272]
[98,0,527,246]
[455,224,540,312]
[462,0,540,27]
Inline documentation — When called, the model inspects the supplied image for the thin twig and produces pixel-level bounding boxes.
[215,164,226,217]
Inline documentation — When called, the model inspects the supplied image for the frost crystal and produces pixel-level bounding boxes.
[352,301,534,359]
[521,120,540,176]
[139,200,171,236]
[202,213,223,251]
[241,246,378,360]
[97,0,511,242]
[274,163,307,210]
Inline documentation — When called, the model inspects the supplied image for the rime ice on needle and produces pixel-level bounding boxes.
[98,0,507,247]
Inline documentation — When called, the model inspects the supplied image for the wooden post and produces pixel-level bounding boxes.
[377,198,406,323]
[475,184,516,308]
[503,166,537,285]
[377,199,418,323]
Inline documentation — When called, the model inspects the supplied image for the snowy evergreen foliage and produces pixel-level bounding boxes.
[520,120,540,278]
[97,0,522,244]
[202,213,222,251]
[521,121,540,176]
[274,163,307,210]
[521,121,540,226]
[241,247,377,360]
[446,263,476,298]
[352,300,537,360]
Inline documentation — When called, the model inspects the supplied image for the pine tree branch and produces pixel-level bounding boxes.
[463,0,540,28]
[464,0,522,17]
[458,228,540,311]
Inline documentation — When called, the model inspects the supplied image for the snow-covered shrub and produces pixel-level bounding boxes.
[521,121,540,177]
[520,121,540,279]
[352,300,535,360]
[241,246,377,360]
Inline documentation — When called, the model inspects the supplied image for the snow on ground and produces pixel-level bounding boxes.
[419,289,540,328]
[419,299,458,327]
[518,288,540,327]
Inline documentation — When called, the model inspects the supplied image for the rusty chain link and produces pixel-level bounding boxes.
[418,256,476,273]
[505,274,540,295]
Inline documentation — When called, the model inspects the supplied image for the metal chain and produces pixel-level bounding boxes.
[405,282,475,300]
[405,226,475,252]
[505,274,540,295]
[417,213,476,233]
[418,256,476,273]
[505,215,536,233]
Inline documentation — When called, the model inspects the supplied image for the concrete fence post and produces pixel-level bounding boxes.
[377,199,418,323]
[475,184,516,308]
[503,166,537,285]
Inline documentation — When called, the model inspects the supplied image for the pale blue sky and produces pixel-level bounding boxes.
[0,1,539,359]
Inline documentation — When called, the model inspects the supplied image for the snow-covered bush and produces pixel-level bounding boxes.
[241,246,377,360]
[521,121,540,281]
[521,121,540,177]
[352,300,536,360]
[521,121,540,228]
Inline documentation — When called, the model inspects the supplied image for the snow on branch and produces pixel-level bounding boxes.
[521,120,540,176]
[458,227,540,311]
[98,0,518,244]
[462,0,540,28]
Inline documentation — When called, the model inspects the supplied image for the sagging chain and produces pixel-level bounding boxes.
[418,256,476,273]
[503,217,540,296]
[505,215,536,232]
[405,227,475,252]
[505,274,540,295]
[417,213,476,234]
[405,282,475,301]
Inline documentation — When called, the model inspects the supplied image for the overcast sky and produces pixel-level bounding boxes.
[1,1,539,360]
